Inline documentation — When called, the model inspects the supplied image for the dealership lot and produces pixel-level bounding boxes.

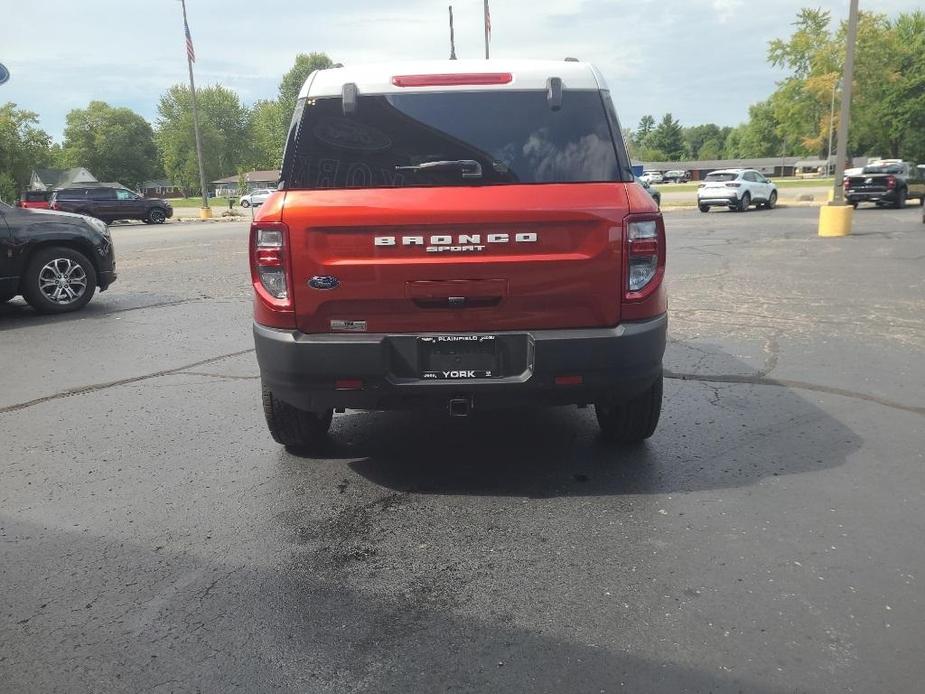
[2,206,923,692]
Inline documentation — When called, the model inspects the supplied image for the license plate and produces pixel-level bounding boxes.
[419,335,498,380]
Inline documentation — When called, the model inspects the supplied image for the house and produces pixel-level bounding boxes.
[640,158,803,181]
[142,179,185,199]
[30,167,98,191]
[211,170,281,197]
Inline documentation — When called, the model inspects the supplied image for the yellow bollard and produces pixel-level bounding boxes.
[818,203,853,237]
[199,207,213,220]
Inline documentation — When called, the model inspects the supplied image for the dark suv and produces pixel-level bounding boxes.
[50,186,173,224]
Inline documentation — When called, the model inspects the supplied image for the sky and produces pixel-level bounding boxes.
[1,0,922,142]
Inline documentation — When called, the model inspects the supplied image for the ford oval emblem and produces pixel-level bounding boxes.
[309,275,340,290]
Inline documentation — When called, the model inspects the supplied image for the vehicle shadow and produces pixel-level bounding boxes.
[0,515,795,694]
[298,342,862,497]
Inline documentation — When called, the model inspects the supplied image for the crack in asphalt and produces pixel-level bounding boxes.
[0,349,256,415]
[665,371,925,416]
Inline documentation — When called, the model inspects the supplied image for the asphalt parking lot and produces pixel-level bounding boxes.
[2,204,923,693]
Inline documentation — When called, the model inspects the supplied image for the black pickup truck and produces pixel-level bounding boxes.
[844,161,925,209]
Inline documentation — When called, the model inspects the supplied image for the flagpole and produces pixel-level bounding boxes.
[484,0,490,59]
[180,0,211,218]
[448,6,457,60]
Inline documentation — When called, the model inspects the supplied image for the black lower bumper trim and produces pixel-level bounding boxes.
[254,316,667,412]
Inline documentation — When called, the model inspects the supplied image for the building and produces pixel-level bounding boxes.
[30,167,97,191]
[211,170,281,197]
[641,156,872,181]
[641,158,802,181]
[141,179,184,198]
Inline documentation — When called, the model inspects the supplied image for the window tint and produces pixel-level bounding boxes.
[56,189,87,200]
[116,189,136,200]
[863,164,903,174]
[743,172,758,182]
[89,188,115,201]
[705,172,739,182]
[282,90,627,189]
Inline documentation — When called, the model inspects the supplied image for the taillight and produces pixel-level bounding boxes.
[624,214,666,300]
[725,182,741,188]
[249,222,293,327]
[886,175,896,189]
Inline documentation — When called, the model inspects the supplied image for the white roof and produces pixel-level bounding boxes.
[299,59,607,99]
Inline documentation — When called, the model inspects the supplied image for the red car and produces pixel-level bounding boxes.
[17,191,51,209]
[250,60,667,449]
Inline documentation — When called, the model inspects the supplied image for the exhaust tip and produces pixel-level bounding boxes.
[448,398,471,417]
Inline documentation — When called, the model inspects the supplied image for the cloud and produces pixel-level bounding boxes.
[2,0,923,141]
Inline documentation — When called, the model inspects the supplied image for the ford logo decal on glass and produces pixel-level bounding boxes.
[309,275,340,290]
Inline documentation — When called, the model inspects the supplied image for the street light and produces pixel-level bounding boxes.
[819,0,860,237]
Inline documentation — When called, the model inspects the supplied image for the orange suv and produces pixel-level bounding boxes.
[250,60,667,449]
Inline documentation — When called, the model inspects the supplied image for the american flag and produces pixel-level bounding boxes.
[184,15,196,63]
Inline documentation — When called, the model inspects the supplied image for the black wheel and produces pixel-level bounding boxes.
[146,208,167,224]
[766,191,778,209]
[595,374,663,444]
[737,192,751,212]
[240,199,251,208]
[699,204,710,213]
[262,383,333,451]
[895,189,907,209]
[21,246,97,314]
[851,201,859,209]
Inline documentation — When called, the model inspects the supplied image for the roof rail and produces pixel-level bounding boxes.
[342,83,358,115]
[546,77,563,111]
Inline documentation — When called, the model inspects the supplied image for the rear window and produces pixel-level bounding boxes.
[704,172,739,182]
[863,164,902,174]
[22,191,49,202]
[55,189,87,200]
[281,90,629,190]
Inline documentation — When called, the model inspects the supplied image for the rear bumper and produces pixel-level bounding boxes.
[698,195,738,206]
[254,315,667,412]
[846,190,896,203]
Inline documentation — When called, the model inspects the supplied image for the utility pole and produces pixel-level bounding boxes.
[449,5,457,60]
[484,0,491,59]
[831,0,859,206]
[180,0,211,219]
[819,0,859,237]
[826,78,838,176]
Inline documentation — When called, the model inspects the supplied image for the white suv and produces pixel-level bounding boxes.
[697,169,778,212]
[239,188,274,208]
[640,170,664,184]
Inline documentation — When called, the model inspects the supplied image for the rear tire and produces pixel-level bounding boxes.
[737,192,751,212]
[240,199,251,208]
[698,204,710,213]
[262,383,333,451]
[895,189,907,209]
[596,374,663,444]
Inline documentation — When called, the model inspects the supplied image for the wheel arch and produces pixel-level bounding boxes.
[20,238,103,290]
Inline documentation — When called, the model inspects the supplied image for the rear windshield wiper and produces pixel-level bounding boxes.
[395,159,483,179]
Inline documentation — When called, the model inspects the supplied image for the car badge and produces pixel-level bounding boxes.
[308,276,340,290]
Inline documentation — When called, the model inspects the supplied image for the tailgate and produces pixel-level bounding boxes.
[283,183,629,334]
[847,175,889,193]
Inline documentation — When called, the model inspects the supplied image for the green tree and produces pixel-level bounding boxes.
[635,115,656,147]
[736,100,784,157]
[155,84,252,194]
[682,123,725,159]
[697,138,724,160]
[0,103,52,202]
[249,99,285,169]
[278,52,335,118]
[649,113,685,160]
[60,101,159,189]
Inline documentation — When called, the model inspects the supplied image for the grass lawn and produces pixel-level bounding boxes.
[168,197,235,208]
[653,177,834,194]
